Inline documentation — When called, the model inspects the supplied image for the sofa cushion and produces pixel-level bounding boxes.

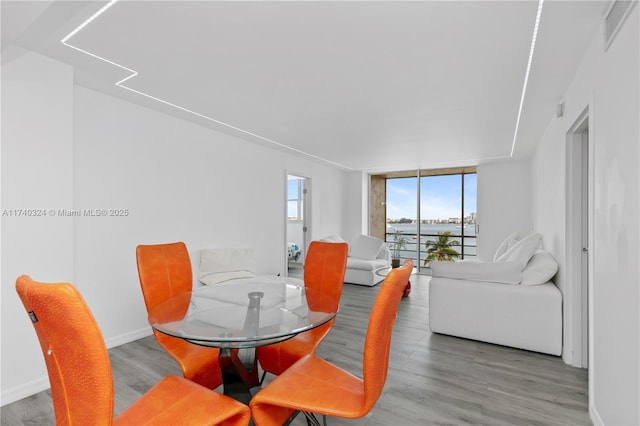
[493,231,519,261]
[430,260,522,284]
[346,257,388,271]
[496,232,541,270]
[350,234,384,260]
[199,248,256,285]
[521,250,558,286]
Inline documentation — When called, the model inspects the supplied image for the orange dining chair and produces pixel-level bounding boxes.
[250,259,413,426]
[15,275,250,426]
[256,240,348,383]
[136,242,223,390]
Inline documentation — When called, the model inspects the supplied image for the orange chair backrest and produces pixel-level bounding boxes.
[16,275,115,426]
[303,241,348,312]
[136,242,193,313]
[362,259,413,412]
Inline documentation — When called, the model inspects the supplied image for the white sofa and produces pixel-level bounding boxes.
[321,234,390,286]
[428,232,562,356]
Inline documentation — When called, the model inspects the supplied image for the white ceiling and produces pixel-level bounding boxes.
[2,0,609,172]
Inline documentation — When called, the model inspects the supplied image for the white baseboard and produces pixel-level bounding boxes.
[1,377,51,407]
[590,402,604,426]
[1,327,153,407]
[104,326,153,349]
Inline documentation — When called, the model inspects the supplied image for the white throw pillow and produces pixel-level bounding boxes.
[199,248,256,285]
[493,231,519,261]
[497,233,542,270]
[350,234,384,260]
[521,250,558,285]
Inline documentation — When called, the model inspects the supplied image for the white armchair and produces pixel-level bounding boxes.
[321,234,390,286]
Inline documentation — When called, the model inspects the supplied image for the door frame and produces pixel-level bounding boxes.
[565,106,593,370]
[284,172,311,276]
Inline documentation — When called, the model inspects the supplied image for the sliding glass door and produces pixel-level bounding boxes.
[420,173,477,266]
[385,176,418,267]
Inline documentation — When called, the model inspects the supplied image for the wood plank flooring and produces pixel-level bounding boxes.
[1,275,590,425]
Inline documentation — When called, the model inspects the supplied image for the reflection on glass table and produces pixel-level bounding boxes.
[149,279,337,348]
[148,278,338,399]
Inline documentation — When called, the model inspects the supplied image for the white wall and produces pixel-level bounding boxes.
[342,170,368,243]
[1,52,349,404]
[531,7,639,425]
[1,49,75,402]
[476,159,533,261]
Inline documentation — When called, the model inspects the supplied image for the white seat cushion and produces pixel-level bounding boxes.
[346,257,388,271]
[430,260,522,284]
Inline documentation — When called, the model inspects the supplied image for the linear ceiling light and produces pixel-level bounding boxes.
[510,0,544,157]
[61,0,352,170]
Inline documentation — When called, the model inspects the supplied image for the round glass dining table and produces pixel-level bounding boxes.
[148,278,338,350]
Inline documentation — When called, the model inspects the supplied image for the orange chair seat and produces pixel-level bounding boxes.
[154,332,222,389]
[255,323,332,375]
[250,260,414,426]
[252,355,365,421]
[115,374,249,425]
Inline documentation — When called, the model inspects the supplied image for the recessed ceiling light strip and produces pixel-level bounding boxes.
[510,0,544,157]
[61,0,352,170]
[61,0,119,45]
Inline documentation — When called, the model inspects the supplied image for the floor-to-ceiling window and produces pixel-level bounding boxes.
[376,168,477,271]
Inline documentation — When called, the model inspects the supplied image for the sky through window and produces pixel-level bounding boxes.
[386,174,477,221]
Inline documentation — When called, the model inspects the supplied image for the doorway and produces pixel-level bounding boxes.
[566,108,590,369]
[286,174,310,278]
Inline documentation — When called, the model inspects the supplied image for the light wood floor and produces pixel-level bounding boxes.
[1,275,591,425]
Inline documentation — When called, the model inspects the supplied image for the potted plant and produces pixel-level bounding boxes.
[391,231,408,268]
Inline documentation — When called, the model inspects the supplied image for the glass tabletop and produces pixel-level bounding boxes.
[148,279,337,349]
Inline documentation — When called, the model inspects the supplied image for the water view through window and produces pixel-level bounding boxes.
[386,172,477,268]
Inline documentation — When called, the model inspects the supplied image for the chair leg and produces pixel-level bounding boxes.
[283,410,301,426]
[260,370,267,384]
[283,411,328,426]
[302,412,325,426]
